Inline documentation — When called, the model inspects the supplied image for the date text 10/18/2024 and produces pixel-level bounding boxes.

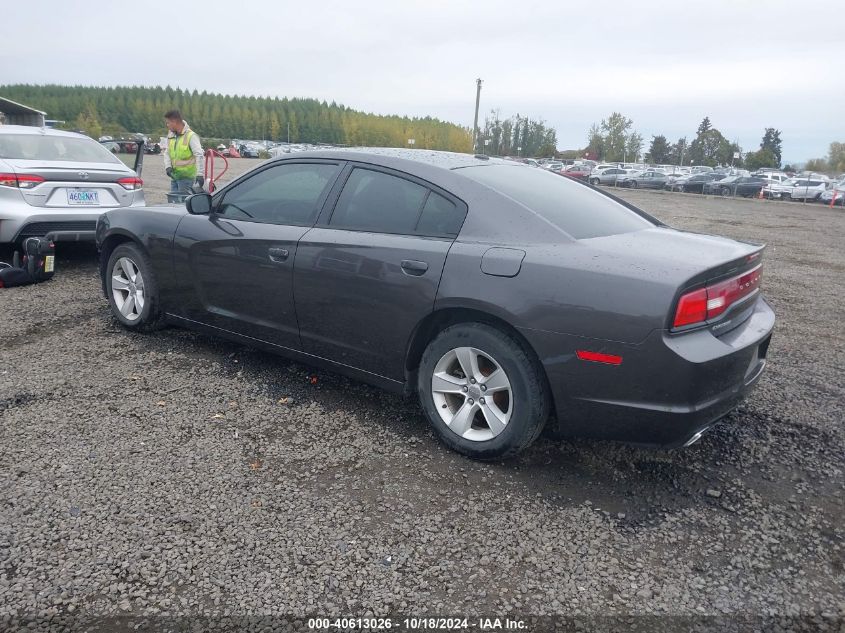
[308,617,527,630]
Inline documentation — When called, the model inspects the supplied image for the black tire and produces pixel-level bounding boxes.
[629,180,638,189]
[417,323,550,459]
[589,177,600,186]
[720,187,732,197]
[105,243,163,331]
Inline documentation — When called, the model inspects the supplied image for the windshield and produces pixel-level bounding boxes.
[459,164,655,239]
[0,133,122,164]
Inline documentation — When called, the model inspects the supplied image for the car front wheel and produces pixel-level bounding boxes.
[106,243,163,331]
[417,323,550,459]
[589,177,600,185]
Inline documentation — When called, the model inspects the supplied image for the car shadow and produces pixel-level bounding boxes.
[140,325,741,522]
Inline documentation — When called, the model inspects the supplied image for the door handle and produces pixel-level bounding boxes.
[401,259,429,276]
[268,247,289,262]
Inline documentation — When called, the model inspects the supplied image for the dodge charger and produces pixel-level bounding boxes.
[96,149,774,458]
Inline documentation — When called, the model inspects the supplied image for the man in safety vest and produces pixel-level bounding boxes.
[163,109,204,195]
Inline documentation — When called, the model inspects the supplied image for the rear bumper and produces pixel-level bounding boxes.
[0,209,132,244]
[0,204,142,243]
[520,296,775,447]
[5,218,99,242]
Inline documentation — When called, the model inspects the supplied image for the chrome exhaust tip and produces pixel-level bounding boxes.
[683,430,705,448]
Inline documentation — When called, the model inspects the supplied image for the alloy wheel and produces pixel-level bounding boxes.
[431,346,513,442]
[111,257,145,321]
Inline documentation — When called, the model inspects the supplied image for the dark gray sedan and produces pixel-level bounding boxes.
[96,149,774,459]
[619,170,668,189]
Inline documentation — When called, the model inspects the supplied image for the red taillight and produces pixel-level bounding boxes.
[673,288,708,328]
[0,173,45,189]
[673,264,762,328]
[117,176,143,191]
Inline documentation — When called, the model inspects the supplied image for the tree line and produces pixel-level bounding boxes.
[582,113,796,171]
[477,110,558,157]
[0,84,473,152]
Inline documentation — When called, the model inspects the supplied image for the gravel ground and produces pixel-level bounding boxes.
[0,170,843,631]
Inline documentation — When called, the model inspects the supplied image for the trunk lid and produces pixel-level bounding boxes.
[582,227,761,280]
[7,159,138,209]
[582,227,765,334]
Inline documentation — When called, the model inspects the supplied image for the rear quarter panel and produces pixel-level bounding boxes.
[436,239,676,345]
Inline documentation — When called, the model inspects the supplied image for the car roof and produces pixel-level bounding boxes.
[278,147,507,172]
[0,124,91,139]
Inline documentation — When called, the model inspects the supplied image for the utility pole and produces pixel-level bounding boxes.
[287,122,290,144]
[472,78,483,153]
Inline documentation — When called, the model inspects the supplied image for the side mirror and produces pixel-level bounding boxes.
[186,193,212,215]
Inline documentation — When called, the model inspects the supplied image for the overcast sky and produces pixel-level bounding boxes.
[1,0,841,163]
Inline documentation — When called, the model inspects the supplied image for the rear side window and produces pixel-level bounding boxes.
[416,192,463,236]
[0,133,121,164]
[460,164,655,239]
[329,168,428,234]
[217,162,339,226]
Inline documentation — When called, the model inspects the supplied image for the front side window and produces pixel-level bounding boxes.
[329,168,428,234]
[217,162,339,225]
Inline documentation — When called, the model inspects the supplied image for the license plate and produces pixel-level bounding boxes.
[44,256,55,273]
[67,190,100,205]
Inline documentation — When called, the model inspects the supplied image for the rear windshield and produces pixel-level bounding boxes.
[0,133,121,164]
[459,164,655,239]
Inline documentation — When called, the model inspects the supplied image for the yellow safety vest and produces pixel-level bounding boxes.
[168,130,197,179]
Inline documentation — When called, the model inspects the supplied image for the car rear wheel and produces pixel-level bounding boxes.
[106,243,163,331]
[417,323,550,459]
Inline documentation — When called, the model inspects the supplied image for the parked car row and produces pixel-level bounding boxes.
[581,165,844,203]
[99,139,161,155]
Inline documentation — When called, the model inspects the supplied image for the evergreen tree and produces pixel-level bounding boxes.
[647,135,671,163]
[760,128,782,167]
